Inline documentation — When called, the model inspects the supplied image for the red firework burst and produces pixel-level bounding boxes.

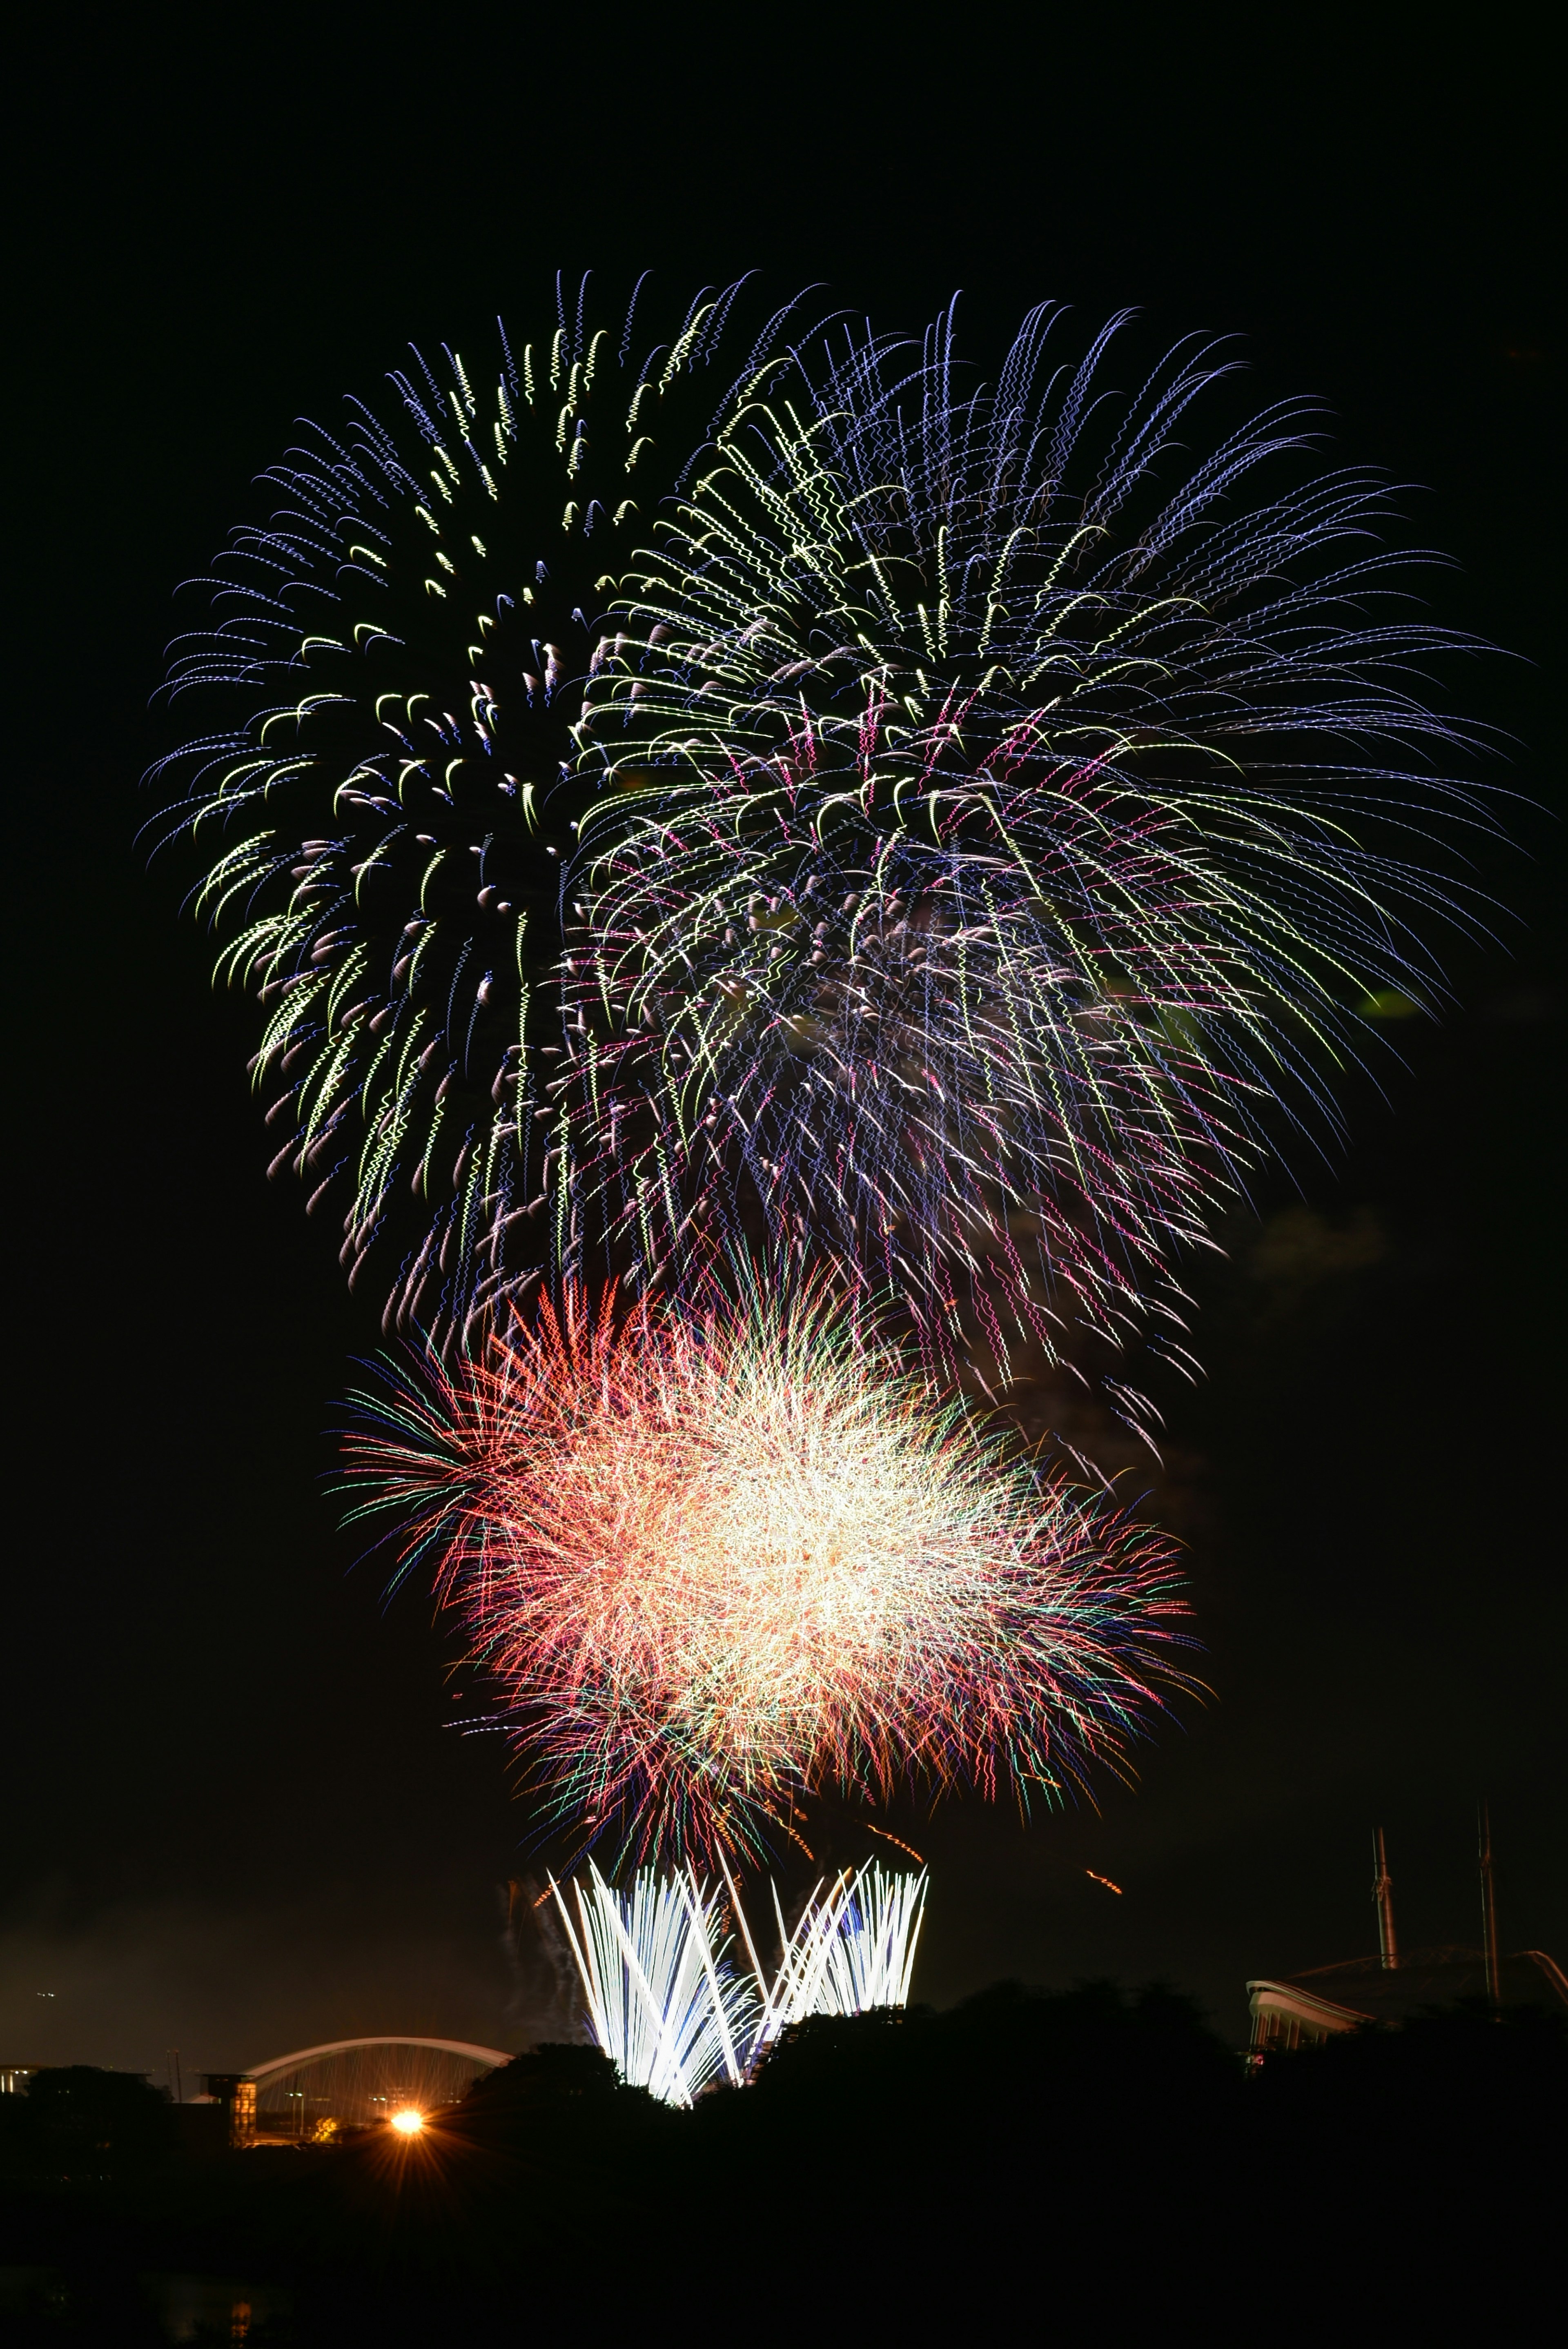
[341,1286,1194,1864]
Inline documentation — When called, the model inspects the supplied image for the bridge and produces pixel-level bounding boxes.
[248,2035,510,2084]
[237,2035,512,2139]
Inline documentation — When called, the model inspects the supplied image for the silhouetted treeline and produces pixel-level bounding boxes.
[0,1987,1561,2341]
[0,2067,178,2181]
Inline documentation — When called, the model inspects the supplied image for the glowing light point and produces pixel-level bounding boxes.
[389,2108,425,2136]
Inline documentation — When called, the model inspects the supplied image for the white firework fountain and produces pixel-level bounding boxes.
[550,1859,928,2106]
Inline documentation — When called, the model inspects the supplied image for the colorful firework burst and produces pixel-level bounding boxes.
[341,1283,1193,1865]
[575,303,1491,1408]
[147,277,829,1347]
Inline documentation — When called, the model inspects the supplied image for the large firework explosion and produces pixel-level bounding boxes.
[341,1282,1193,1865]
[148,277,829,1347]
[150,283,1492,1873]
[577,303,1490,1407]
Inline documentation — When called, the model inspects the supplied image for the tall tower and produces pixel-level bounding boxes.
[1478,1802,1500,2005]
[1371,1827,1399,1970]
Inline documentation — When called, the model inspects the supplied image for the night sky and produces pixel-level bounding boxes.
[9,16,1560,2080]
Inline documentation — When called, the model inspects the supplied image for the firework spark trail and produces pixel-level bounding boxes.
[151,289,1490,1874]
[577,302,1496,1407]
[341,1283,1194,1865]
[813,1862,927,2015]
[553,1859,928,2103]
[146,278,833,1349]
[548,1862,756,2104]
[735,1861,929,2055]
[149,289,1492,1421]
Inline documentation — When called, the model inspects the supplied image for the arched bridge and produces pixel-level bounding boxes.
[247,2035,510,2084]
[240,2036,512,2138]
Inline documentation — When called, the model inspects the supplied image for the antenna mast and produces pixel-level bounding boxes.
[1478,1801,1500,2005]
[1371,1828,1399,1970]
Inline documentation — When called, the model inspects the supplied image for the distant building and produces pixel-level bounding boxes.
[200,2073,258,2147]
[1248,1816,1568,2057]
[1249,1946,1568,2054]
[0,2068,38,2096]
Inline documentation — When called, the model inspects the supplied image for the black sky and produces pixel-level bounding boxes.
[8,10,1561,2075]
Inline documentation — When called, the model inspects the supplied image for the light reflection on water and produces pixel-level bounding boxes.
[0,2265,292,2340]
[144,2271,293,2341]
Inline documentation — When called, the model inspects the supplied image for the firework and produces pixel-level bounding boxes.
[548,1861,755,2105]
[734,1860,929,2055]
[148,278,829,1347]
[578,303,1490,1403]
[341,1283,1192,1865]
[551,1857,927,2103]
